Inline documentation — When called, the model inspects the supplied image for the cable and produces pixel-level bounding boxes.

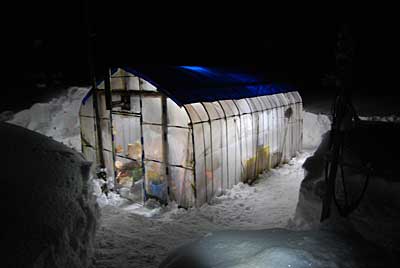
[325,121,371,218]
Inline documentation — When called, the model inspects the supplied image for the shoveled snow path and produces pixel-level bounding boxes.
[94,152,311,268]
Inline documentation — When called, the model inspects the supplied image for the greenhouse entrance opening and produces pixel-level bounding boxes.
[112,111,144,204]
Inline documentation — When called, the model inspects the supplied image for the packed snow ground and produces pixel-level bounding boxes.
[6,87,399,267]
[94,152,312,267]
[92,110,332,267]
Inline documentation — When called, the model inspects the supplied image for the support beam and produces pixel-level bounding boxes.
[161,95,173,201]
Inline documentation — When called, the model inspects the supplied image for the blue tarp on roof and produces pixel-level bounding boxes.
[118,65,295,106]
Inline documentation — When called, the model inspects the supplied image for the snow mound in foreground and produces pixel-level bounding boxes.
[7,87,89,151]
[160,228,388,268]
[0,122,98,268]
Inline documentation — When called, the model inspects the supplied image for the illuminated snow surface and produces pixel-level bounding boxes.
[3,88,399,267]
[5,86,90,151]
[160,229,384,268]
[94,152,311,268]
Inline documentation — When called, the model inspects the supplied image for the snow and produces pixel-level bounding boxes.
[292,114,400,254]
[94,152,310,267]
[2,86,331,267]
[302,111,331,150]
[359,115,400,123]
[89,178,128,208]
[0,122,98,268]
[160,229,388,268]
[6,87,90,151]
[6,86,399,267]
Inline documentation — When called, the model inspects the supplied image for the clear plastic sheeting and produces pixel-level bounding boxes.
[169,166,195,207]
[80,116,96,148]
[113,115,141,160]
[184,92,302,204]
[79,68,302,208]
[100,119,113,151]
[167,98,190,127]
[167,127,192,167]
[79,94,98,175]
[140,78,157,91]
[142,96,162,124]
[143,124,163,162]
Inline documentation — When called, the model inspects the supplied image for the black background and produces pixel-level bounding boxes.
[2,2,399,111]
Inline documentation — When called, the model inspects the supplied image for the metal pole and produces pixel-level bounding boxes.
[104,68,118,186]
[217,101,229,192]
[320,96,343,221]
[244,98,258,180]
[232,100,243,185]
[201,103,214,200]
[191,107,208,203]
[182,105,197,206]
[85,0,105,169]
[138,81,147,203]
[104,67,112,111]
[161,95,172,201]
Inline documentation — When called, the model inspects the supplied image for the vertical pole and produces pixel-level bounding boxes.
[161,95,172,202]
[232,100,243,185]
[190,126,197,205]
[191,107,207,203]
[104,67,112,111]
[182,105,197,206]
[104,68,117,185]
[265,96,272,169]
[255,97,265,173]
[138,80,147,203]
[217,101,228,192]
[245,98,258,180]
[85,0,105,169]
[321,126,341,221]
[218,101,229,189]
[201,103,214,200]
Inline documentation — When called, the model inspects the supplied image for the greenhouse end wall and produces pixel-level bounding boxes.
[79,68,303,208]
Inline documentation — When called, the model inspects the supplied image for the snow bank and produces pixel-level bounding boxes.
[289,132,331,230]
[291,115,400,255]
[1,86,130,210]
[302,111,331,150]
[7,87,89,151]
[0,122,98,268]
[359,115,400,123]
[160,228,390,268]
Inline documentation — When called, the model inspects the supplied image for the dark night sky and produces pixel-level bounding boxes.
[2,2,399,110]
